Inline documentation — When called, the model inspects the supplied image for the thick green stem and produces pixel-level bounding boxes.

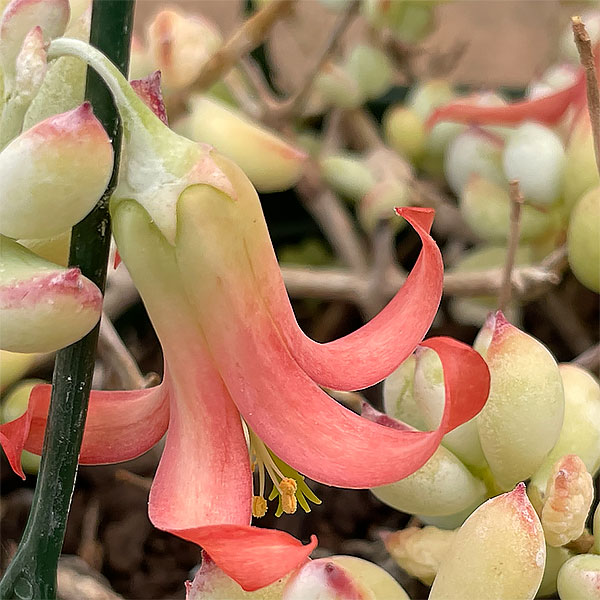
[0,2,134,598]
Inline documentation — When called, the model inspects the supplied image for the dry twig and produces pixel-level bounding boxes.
[572,16,600,175]
[498,181,524,312]
[269,0,359,124]
[114,469,153,492]
[574,343,600,373]
[192,0,296,92]
[98,315,150,390]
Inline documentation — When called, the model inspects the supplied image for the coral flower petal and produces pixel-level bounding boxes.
[0,380,170,479]
[279,207,443,391]
[426,70,586,129]
[182,526,317,592]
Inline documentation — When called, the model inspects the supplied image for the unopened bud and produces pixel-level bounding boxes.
[383,105,426,163]
[283,555,409,600]
[14,25,46,101]
[0,0,68,81]
[0,349,37,392]
[315,61,364,109]
[529,363,600,509]
[383,354,427,430]
[0,236,102,352]
[319,153,375,203]
[414,346,487,469]
[568,185,600,293]
[345,44,393,100]
[557,554,600,600]
[541,455,594,547]
[186,551,288,599]
[372,441,487,517]
[503,122,565,207]
[429,483,545,600]
[475,312,564,490]
[185,97,307,193]
[562,113,599,212]
[0,102,113,239]
[460,175,555,243]
[383,526,455,586]
[147,9,221,91]
[358,180,409,234]
[444,128,505,197]
[537,544,573,598]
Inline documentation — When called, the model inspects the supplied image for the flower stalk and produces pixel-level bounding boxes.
[0,1,134,598]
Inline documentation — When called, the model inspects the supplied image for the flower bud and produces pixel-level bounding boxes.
[345,44,393,101]
[314,61,364,109]
[18,229,71,266]
[594,503,599,554]
[383,106,426,163]
[444,128,505,197]
[0,0,68,82]
[283,556,409,600]
[14,25,46,101]
[185,97,307,193]
[502,122,565,207]
[537,545,573,598]
[0,236,102,352]
[21,1,90,130]
[556,554,600,600]
[1,378,44,474]
[540,455,594,547]
[362,0,434,44]
[413,346,487,469]
[358,179,409,234]
[0,103,113,238]
[460,176,555,243]
[186,551,288,599]
[562,113,600,213]
[475,312,564,490]
[383,526,456,586]
[383,354,428,431]
[567,185,600,293]
[0,349,37,392]
[147,9,221,91]
[372,441,487,517]
[429,483,545,600]
[319,153,375,203]
[529,364,600,509]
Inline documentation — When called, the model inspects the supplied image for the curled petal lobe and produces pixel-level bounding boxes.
[0,380,170,479]
[279,207,444,392]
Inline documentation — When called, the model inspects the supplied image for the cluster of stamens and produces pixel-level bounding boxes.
[248,428,320,519]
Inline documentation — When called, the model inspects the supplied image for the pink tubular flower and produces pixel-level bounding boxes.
[1,40,491,591]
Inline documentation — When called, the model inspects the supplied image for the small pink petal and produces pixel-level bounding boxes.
[0,378,170,479]
[130,70,168,125]
[187,527,316,592]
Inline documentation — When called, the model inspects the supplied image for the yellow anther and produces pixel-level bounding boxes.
[280,477,298,514]
[252,495,267,518]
